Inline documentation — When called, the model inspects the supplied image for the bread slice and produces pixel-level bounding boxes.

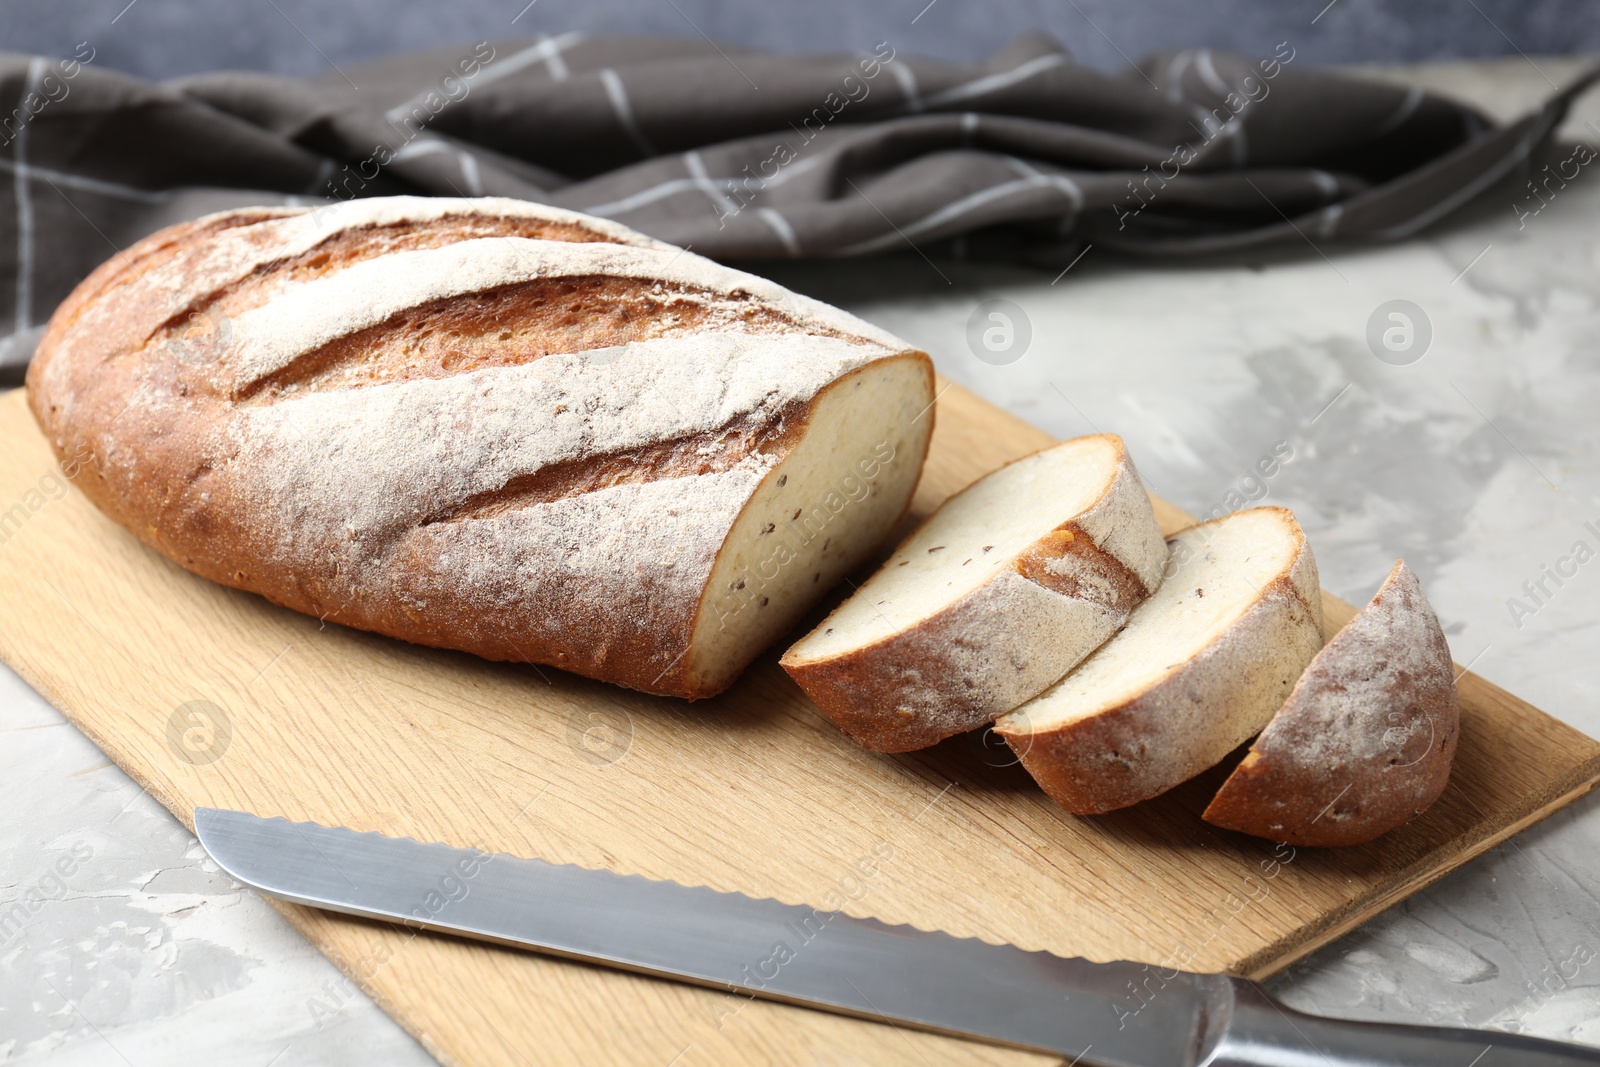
[25,196,936,699]
[994,506,1324,814]
[780,435,1167,752]
[1202,560,1459,846]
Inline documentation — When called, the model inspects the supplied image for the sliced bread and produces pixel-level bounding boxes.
[780,435,1167,752]
[1202,560,1459,846]
[994,506,1324,814]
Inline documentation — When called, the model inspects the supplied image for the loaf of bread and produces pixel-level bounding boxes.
[26,196,935,698]
[780,435,1167,751]
[994,507,1325,814]
[1203,560,1459,845]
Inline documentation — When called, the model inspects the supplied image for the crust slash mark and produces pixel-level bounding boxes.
[229,276,850,402]
[143,214,631,349]
[1013,522,1150,615]
[419,405,809,524]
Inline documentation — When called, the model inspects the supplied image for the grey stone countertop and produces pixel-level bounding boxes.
[4,55,1600,1066]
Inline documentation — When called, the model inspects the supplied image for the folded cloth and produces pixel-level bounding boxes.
[0,32,1597,381]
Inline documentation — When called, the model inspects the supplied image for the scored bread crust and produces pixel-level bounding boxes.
[995,507,1325,815]
[780,436,1168,753]
[1202,560,1460,846]
[25,196,934,699]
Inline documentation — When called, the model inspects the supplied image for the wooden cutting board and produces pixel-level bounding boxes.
[2,381,1597,1066]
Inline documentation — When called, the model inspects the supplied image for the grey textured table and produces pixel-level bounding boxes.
[4,56,1600,1065]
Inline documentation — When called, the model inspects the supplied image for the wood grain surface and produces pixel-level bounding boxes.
[1,382,1596,1067]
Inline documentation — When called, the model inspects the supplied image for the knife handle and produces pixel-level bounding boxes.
[1201,979,1600,1066]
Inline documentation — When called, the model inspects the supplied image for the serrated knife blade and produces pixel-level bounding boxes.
[195,808,1600,1066]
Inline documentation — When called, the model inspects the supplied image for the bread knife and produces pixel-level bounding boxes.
[195,807,1600,1066]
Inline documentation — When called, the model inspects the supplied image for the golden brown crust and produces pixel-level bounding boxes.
[1202,560,1460,846]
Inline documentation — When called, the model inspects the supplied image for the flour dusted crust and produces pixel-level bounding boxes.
[26,197,934,698]
[780,436,1167,752]
[1203,560,1459,846]
[995,507,1325,815]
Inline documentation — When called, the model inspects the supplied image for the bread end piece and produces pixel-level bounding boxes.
[781,435,1167,752]
[1202,560,1460,846]
[996,506,1324,814]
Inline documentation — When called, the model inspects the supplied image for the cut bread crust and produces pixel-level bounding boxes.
[1202,560,1459,846]
[995,506,1324,814]
[26,196,934,699]
[781,435,1167,752]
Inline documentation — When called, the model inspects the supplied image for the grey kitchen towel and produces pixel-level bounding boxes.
[1,32,1598,382]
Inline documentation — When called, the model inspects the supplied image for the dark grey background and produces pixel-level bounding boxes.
[0,0,1594,79]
